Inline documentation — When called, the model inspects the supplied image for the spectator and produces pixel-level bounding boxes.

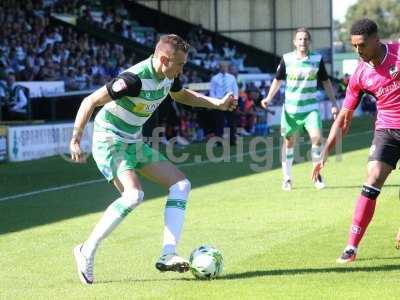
[209,61,239,146]
[0,72,28,120]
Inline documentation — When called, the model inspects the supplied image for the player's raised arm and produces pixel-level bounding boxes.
[170,88,237,111]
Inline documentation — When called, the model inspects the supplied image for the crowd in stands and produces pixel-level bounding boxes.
[0,0,358,145]
[75,2,247,74]
[0,1,137,90]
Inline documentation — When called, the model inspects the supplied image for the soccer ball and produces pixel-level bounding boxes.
[189,245,223,279]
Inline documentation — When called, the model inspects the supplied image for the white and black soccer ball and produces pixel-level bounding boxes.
[189,245,223,279]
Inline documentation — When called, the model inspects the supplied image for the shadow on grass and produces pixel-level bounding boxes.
[217,263,400,280]
[96,261,400,284]
[293,184,400,191]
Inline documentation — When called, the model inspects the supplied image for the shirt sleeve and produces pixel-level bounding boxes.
[106,72,142,99]
[170,77,183,92]
[275,58,286,80]
[343,71,363,111]
[317,58,329,81]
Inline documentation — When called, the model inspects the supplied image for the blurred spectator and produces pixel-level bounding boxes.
[123,25,137,41]
[209,61,239,146]
[361,93,377,117]
[221,42,235,60]
[0,72,29,120]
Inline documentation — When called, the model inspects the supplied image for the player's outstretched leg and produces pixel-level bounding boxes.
[337,184,380,264]
[337,160,392,263]
[155,178,191,273]
[73,188,144,284]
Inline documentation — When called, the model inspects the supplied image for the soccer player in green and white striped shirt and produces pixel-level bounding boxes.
[261,27,338,191]
[70,34,237,285]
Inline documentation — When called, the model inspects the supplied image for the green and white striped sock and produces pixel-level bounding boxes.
[162,179,191,255]
[282,147,294,181]
[82,190,144,258]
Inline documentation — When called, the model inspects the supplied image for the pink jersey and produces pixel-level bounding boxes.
[343,43,400,129]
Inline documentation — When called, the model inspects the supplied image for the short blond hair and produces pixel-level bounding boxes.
[294,27,311,40]
[155,34,190,55]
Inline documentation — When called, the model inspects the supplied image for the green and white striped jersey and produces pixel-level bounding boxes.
[277,51,327,116]
[94,56,175,143]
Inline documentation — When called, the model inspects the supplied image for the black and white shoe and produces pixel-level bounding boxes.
[282,179,292,191]
[155,253,190,273]
[313,174,326,190]
[73,243,94,285]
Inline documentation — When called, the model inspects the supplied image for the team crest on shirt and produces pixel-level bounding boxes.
[112,79,127,92]
[389,65,400,79]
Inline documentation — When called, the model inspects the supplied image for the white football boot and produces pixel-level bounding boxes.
[73,243,94,285]
[155,253,190,273]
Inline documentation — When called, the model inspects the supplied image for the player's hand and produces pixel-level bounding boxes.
[219,92,237,111]
[395,229,400,249]
[261,98,269,109]
[331,105,339,120]
[70,138,86,163]
[311,159,325,182]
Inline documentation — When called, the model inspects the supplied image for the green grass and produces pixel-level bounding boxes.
[1,116,400,299]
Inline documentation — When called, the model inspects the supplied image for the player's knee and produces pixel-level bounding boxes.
[169,178,191,199]
[366,169,387,188]
[121,188,144,209]
[311,140,322,147]
[361,184,380,200]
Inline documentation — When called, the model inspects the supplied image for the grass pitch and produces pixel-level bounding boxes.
[1,116,400,299]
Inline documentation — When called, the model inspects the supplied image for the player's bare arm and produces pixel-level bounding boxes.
[70,86,112,163]
[321,79,339,119]
[261,79,282,108]
[170,88,237,111]
[312,108,353,180]
[70,73,142,163]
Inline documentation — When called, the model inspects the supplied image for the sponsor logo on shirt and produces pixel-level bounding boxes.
[133,102,160,114]
[376,80,400,97]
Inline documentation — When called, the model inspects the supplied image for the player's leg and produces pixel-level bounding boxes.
[281,110,298,191]
[395,227,400,249]
[74,169,144,284]
[307,127,325,189]
[305,110,324,189]
[337,130,398,263]
[282,135,296,191]
[81,170,144,258]
[337,161,392,263]
[138,160,191,272]
[74,140,145,284]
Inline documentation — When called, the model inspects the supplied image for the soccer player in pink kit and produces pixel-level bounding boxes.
[312,19,400,263]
